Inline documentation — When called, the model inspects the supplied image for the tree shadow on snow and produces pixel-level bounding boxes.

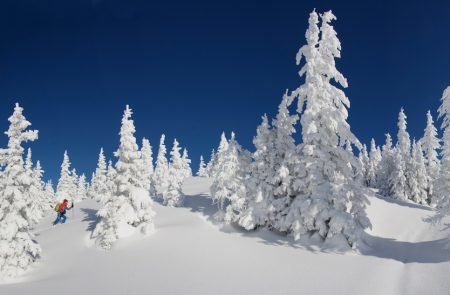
[80,208,100,233]
[183,194,450,263]
[374,194,433,211]
[359,232,450,263]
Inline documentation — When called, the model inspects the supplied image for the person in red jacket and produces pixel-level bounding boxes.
[53,199,74,225]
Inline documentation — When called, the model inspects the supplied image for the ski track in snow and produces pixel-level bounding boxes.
[1,177,450,295]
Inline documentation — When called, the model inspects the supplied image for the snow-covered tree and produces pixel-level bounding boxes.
[56,151,77,203]
[222,133,252,224]
[238,114,275,229]
[205,149,217,177]
[70,168,80,202]
[139,138,156,196]
[435,87,450,209]
[281,10,370,247]
[388,147,408,200]
[77,174,88,200]
[22,148,42,226]
[97,160,116,206]
[0,103,41,277]
[358,144,371,187]
[369,138,382,187]
[163,139,184,207]
[44,180,55,205]
[197,155,207,177]
[89,148,109,203]
[397,108,412,159]
[420,111,441,203]
[407,141,428,204]
[92,105,155,250]
[378,134,396,196]
[181,148,192,179]
[210,132,249,221]
[154,134,169,194]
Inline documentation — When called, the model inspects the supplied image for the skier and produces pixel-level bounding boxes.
[53,199,74,225]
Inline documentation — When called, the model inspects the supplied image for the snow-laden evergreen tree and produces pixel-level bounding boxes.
[208,133,229,178]
[389,146,408,200]
[210,132,249,221]
[259,93,300,231]
[282,10,370,247]
[222,133,252,224]
[77,174,88,200]
[70,168,80,202]
[0,103,41,277]
[139,138,156,196]
[89,148,109,203]
[397,108,412,158]
[106,160,116,197]
[394,108,412,199]
[238,114,275,229]
[358,144,371,187]
[407,141,428,204]
[420,111,441,204]
[181,148,192,179]
[56,151,77,203]
[92,105,155,250]
[378,134,396,196]
[435,87,450,209]
[163,139,185,207]
[154,134,169,194]
[369,139,382,187]
[44,180,55,205]
[22,148,42,226]
[197,155,207,177]
[205,149,217,177]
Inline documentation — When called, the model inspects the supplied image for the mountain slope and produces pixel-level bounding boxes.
[1,177,449,295]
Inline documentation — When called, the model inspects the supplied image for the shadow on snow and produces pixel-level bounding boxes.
[183,193,450,264]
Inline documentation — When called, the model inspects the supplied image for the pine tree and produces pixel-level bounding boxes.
[205,149,217,177]
[181,148,192,179]
[369,138,382,187]
[435,87,450,209]
[358,144,371,187]
[140,138,156,196]
[90,148,109,203]
[163,139,184,207]
[210,132,249,221]
[420,111,441,204]
[93,105,155,250]
[154,134,169,194]
[238,115,275,229]
[22,148,42,226]
[99,160,116,206]
[197,155,207,177]
[77,174,88,200]
[378,134,395,196]
[222,132,252,224]
[282,10,370,247]
[56,151,76,203]
[389,147,408,200]
[44,180,55,206]
[407,141,428,204]
[70,168,80,202]
[0,103,41,277]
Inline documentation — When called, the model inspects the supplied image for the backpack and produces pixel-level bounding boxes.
[54,202,62,212]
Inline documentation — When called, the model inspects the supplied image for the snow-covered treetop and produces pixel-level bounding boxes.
[293,10,359,149]
[438,86,450,129]
[397,107,411,156]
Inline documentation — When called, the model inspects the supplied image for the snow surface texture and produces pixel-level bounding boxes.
[1,177,450,295]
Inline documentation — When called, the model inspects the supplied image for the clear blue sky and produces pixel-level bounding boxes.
[0,0,449,182]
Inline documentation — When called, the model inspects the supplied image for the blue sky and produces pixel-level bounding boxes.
[0,0,449,182]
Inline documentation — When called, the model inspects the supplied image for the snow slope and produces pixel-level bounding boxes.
[1,177,450,295]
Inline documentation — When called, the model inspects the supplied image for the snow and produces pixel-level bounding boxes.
[1,177,450,295]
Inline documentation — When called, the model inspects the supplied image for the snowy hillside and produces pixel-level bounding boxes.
[1,177,449,295]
